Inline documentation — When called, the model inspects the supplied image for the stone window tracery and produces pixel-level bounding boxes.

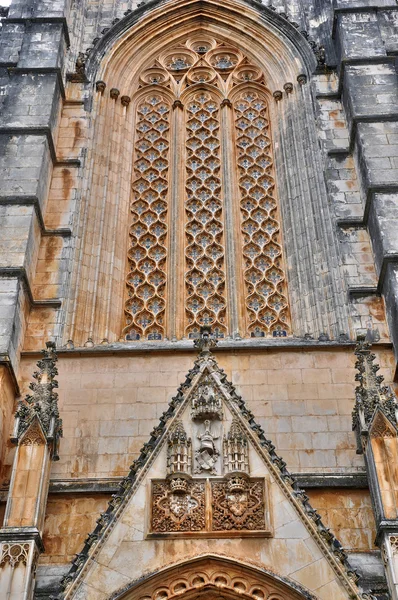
[123,38,291,341]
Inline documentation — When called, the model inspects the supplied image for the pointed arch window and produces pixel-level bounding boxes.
[123,38,290,341]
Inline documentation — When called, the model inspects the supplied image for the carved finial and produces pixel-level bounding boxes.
[194,325,217,355]
[224,419,249,475]
[352,338,398,439]
[167,420,192,479]
[13,342,62,458]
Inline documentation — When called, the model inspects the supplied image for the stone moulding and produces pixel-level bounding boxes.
[109,554,319,600]
[81,0,318,81]
[58,330,369,599]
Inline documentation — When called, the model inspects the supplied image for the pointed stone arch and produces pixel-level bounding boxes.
[110,555,318,600]
[63,0,350,348]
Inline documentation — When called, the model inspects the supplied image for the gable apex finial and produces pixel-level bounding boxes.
[194,325,217,355]
[352,336,398,444]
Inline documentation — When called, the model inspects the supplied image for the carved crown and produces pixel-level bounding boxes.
[226,474,248,493]
[169,477,189,494]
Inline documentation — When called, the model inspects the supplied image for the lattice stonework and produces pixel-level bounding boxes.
[124,94,170,340]
[234,91,290,337]
[185,91,227,339]
[123,38,291,341]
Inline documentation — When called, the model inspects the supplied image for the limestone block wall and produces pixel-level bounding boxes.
[0,345,388,569]
[13,346,394,479]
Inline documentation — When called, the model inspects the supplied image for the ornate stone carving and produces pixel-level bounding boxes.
[119,39,292,341]
[113,556,316,600]
[0,543,30,567]
[352,338,398,446]
[167,421,192,477]
[369,411,397,439]
[150,477,269,536]
[185,90,227,339]
[191,374,223,420]
[124,94,170,341]
[20,420,45,446]
[234,90,290,337]
[151,479,205,533]
[193,324,217,354]
[194,419,220,474]
[223,418,249,474]
[211,477,266,531]
[13,342,62,457]
[389,535,398,555]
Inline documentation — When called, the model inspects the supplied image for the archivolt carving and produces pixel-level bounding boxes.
[234,90,289,337]
[124,93,170,341]
[112,556,313,600]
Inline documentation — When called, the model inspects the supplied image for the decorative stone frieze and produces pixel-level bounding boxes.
[149,478,270,537]
[151,479,206,533]
[0,543,30,568]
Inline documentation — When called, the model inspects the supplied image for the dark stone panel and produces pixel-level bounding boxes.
[18,23,66,70]
[0,71,61,131]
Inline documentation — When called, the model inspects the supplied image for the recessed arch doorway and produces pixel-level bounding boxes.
[110,555,318,600]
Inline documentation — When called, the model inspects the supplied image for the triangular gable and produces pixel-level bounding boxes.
[369,408,398,439]
[59,332,365,600]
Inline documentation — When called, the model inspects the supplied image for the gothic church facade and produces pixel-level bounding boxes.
[1,0,398,599]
